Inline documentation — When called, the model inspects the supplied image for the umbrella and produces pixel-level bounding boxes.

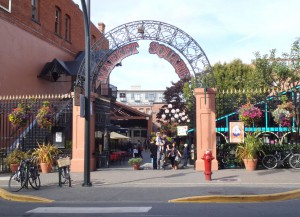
[110,132,129,140]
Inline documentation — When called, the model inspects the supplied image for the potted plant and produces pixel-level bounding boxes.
[8,102,31,128]
[272,100,295,127]
[236,132,263,171]
[31,142,60,173]
[36,101,54,130]
[4,149,29,172]
[238,103,262,126]
[128,157,143,170]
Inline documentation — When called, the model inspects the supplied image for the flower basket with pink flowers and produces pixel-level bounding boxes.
[238,103,262,126]
[8,102,31,128]
[36,101,54,129]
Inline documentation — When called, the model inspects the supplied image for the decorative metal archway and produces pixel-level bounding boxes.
[75,20,213,88]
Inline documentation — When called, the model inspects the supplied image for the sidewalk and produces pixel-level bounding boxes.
[1,151,300,203]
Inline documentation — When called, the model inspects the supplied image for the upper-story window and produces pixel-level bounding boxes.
[55,7,61,35]
[148,93,156,102]
[65,14,71,41]
[31,0,39,21]
[119,93,127,102]
[92,35,96,44]
[134,93,141,102]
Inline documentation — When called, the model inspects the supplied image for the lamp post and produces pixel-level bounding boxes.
[81,0,92,187]
[161,104,190,124]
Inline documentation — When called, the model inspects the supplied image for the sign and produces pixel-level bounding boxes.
[98,42,139,83]
[149,42,191,79]
[229,121,244,143]
[177,126,188,136]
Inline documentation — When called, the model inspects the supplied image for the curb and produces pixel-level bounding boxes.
[168,189,300,203]
[0,188,54,203]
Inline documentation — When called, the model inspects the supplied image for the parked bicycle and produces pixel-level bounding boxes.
[262,149,300,169]
[57,156,71,187]
[8,158,41,192]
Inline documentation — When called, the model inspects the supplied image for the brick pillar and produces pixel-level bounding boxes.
[194,88,218,171]
[71,94,96,172]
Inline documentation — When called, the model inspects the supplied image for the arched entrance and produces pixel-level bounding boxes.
[72,20,217,172]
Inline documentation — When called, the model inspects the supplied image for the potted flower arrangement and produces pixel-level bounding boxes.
[272,101,295,127]
[128,157,143,170]
[8,102,31,128]
[236,132,263,171]
[31,142,60,173]
[238,103,262,126]
[36,101,53,129]
[4,149,29,172]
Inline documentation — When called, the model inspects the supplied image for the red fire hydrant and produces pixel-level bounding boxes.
[201,150,214,181]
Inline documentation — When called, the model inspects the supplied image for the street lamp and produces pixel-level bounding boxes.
[161,104,190,124]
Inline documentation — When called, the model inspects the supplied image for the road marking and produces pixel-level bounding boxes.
[26,207,152,214]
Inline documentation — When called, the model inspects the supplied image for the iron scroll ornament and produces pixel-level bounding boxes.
[75,20,213,89]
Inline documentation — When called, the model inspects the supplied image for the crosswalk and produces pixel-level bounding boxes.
[26,207,152,214]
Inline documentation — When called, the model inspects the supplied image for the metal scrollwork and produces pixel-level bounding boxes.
[75,20,213,88]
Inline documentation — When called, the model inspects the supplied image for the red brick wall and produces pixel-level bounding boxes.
[0,0,107,55]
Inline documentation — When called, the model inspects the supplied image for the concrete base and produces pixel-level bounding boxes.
[71,157,96,172]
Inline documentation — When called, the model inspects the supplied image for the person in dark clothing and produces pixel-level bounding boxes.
[149,140,158,169]
[182,144,190,168]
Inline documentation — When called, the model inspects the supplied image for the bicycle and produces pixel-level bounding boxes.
[8,158,41,192]
[262,149,300,169]
[57,156,71,187]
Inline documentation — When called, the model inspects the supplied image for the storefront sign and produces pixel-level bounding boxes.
[98,42,139,83]
[177,125,188,136]
[149,42,190,79]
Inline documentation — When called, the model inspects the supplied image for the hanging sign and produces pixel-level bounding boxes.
[177,126,188,136]
[229,121,244,143]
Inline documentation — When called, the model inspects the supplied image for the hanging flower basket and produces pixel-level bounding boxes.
[36,101,54,129]
[8,102,31,128]
[238,103,262,126]
[272,101,295,127]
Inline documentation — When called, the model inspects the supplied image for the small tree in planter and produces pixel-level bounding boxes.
[31,142,61,173]
[4,149,29,172]
[128,157,143,170]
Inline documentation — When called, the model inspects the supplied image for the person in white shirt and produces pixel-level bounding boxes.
[155,132,165,169]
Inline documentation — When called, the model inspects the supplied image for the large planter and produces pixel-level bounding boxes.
[133,164,140,170]
[243,159,257,171]
[10,163,19,172]
[40,162,52,173]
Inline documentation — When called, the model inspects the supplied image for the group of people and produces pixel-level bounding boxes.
[149,132,190,170]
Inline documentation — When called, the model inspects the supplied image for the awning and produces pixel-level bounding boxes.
[110,132,129,140]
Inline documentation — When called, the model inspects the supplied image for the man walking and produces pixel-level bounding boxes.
[155,132,165,169]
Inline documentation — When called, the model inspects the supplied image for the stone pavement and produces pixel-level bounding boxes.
[1,151,300,203]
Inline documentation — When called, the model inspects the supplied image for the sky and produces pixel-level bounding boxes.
[73,0,300,90]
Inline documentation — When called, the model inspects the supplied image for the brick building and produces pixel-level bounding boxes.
[0,0,107,95]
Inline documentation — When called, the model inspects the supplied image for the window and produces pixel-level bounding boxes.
[55,7,61,35]
[65,15,71,41]
[134,93,141,102]
[139,108,144,112]
[146,108,151,114]
[148,93,155,102]
[31,0,39,21]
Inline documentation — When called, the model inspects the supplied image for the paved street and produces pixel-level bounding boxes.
[1,150,300,203]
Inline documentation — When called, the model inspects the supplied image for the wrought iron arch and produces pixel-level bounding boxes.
[75,20,213,88]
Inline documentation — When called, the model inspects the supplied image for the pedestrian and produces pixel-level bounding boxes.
[168,142,181,170]
[137,140,143,158]
[155,132,165,169]
[149,139,158,169]
[133,145,139,158]
[182,143,190,168]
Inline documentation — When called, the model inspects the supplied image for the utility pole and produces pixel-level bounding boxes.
[81,0,92,187]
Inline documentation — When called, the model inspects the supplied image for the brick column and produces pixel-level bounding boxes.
[194,88,218,171]
[71,94,96,172]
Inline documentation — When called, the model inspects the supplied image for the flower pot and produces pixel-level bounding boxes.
[243,159,257,171]
[40,162,52,173]
[133,164,140,170]
[10,163,19,172]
